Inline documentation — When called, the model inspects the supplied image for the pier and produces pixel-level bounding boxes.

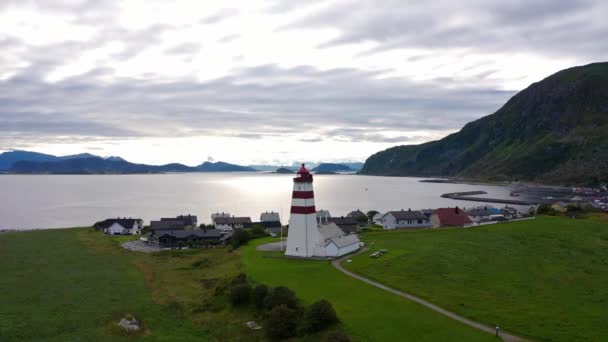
[441,191,537,206]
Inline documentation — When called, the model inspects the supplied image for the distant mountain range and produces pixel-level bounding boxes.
[312,163,357,173]
[0,151,255,174]
[360,62,608,185]
[0,151,364,174]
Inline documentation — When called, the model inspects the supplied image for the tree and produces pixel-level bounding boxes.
[252,284,269,310]
[537,203,555,215]
[249,225,268,239]
[231,229,251,248]
[264,286,298,310]
[230,273,248,286]
[304,299,339,332]
[355,215,369,224]
[366,210,379,222]
[264,305,298,340]
[229,283,251,306]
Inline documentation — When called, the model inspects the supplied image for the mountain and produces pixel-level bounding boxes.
[274,167,294,174]
[0,151,58,170]
[312,163,355,173]
[360,62,608,185]
[4,151,257,174]
[195,161,256,172]
[10,157,196,174]
[342,162,364,171]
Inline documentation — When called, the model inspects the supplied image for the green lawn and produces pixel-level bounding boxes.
[344,215,608,341]
[241,239,495,341]
[0,229,206,341]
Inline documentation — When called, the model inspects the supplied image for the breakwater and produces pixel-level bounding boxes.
[441,191,536,205]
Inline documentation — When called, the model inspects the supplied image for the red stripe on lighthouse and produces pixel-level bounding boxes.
[292,191,314,199]
[290,206,316,214]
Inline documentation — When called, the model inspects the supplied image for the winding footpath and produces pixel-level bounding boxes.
[332,248,526,342]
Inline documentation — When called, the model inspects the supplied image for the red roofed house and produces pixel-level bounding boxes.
[430,207,473,228]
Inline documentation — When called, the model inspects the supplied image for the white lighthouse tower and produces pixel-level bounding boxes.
[285,164,323,257]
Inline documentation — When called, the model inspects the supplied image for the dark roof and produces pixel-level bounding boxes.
[214,217,252,225]
[433,208,472,226]
[160,215,197,226]
[94,218,142,229]
[244,221,282,228]
[156,229,222,239]
[329,217,358,225]
[149,220,186,230]
[387,210,427,220]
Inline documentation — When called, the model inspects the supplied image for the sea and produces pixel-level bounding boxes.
[0,173,523,230]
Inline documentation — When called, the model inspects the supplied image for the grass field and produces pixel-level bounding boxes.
[0,228,263,341]
[241,239,495,341]
[344,215,608,341]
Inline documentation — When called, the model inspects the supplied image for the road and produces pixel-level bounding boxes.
[332,248,526,342]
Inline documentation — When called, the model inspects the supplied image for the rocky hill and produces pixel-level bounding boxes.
[360,62,608,185]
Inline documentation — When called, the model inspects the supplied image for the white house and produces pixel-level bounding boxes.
[214,216,252,231]
[381,210,431,229]
[95,218,143,235]
[319,223,361,257]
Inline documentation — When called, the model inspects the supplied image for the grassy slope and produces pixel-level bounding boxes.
[0,228,263,342]
[242,239,494,342]
[0,229,205,341]
[344,215,608,341]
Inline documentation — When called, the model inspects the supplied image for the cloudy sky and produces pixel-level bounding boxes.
[1,0,606,166]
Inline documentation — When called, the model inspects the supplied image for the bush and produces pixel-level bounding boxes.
[250,225,269,239]
[304,299,339,332]
[264,305,298,340]
[229,283,251,306]
[264,286,298,310]
[537,203,556,215]
[230,273,248,286]
[231,229,251,248]
[252,284,269,310]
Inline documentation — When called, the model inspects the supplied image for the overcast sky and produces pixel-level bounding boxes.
[1,0,606,166]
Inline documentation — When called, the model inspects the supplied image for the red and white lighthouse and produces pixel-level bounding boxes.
[285,164,323,257]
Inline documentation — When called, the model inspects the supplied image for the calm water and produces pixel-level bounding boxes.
[0,173,520,230]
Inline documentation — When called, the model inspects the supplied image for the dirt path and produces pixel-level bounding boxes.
[332,248,527,342]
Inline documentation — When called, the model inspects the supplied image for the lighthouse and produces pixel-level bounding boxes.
[285,164,322,257]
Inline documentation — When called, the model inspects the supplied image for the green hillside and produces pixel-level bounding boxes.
[360,62,608,185]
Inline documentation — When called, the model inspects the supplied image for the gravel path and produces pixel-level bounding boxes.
[332,248,526,342]
[256,241,285,251]
[121,240,163,253]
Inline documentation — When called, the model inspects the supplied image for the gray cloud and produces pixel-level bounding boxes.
[287,0,608,60]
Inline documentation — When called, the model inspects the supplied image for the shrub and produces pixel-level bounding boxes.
[229,283,251,306]
[252,284,269,310]
[264,286,298,310]
[231,229,251,248]
[537,203,556,215]
[264,305,298,340]
[324,330,351,342]
[304,299,339,332]
[250,225,269,239]
[230,273,248,286]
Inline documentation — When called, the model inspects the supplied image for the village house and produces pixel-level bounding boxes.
[260,211,280,222]
[329,216,359,234]
[381,209,431,229]
[149,220,186,231]
[94,218,143,235]
[501,206,520,219]
[214,216,252,231]
[160,214,197,228]
[148,229,224,248]
[430,207,473,228]
[211,212,231,224]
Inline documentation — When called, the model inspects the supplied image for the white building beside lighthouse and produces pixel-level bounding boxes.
[285,164,360,258]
